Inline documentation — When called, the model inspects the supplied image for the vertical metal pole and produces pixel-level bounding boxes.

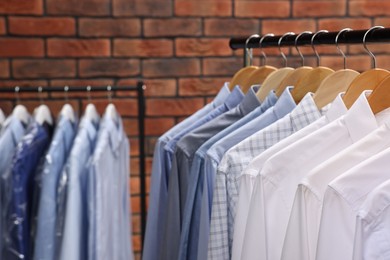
[243,48,248,67]
[137,81,147,249]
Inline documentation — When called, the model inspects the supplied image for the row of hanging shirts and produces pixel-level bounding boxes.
[143,25,390,260]
[0,86,134,260]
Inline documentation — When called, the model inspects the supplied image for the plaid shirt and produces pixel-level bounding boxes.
[208,93,328,260]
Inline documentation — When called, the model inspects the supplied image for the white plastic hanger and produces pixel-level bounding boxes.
[84,86,100,124]
[12,86,30,125]
[105,86,119,123]
[0,108,5,125]
[60,86,76,123]
[34,87,53,126]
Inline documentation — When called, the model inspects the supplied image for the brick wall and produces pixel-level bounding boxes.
[1,0,390,258]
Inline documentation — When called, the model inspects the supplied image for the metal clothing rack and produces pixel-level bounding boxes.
[229,27,390,66]
[0,82,148,244]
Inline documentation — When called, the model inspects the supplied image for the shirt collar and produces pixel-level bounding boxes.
[212,82,231,108]
[260,90,278,113]
[224,85,245,110]
[238,85,262,115]
[343,90,379,142]
[325,92,348,122]
[102,112,124,154]
[273,86,296,119]
[289,92,323,131]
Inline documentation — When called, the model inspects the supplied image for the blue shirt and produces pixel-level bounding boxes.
[161,86,260,260]
[0,116,28,260]
[164,86,244,170]
[89,112,133,260]
[178,90,278,260]
[3,121,52,260]
[143,84,230,260]
[33,116,77,260]
[59,117,99,260]
[201,87,296,260]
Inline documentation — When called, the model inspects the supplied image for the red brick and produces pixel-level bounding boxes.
[0,0,43,15]
[205,18,259,37]
[81,98,138,117]
[130,177,140,195]
[0,18,5,35]
[9,17,75,36]
[293,1,346,17]
[176,38,232,57]
[114,39,173,58]
[79,18,140,37]
[46,0,110,15]
[236,1,290,18]
[49,79,115,98]
[131,197,141,214]
[0,102,13,115]
[132,234,142,251]
[175,1,231,17]
[117,79,177,97]
[13,59,76,79]
[79,59,140,78]
[0,60,9,78]
[202,57,243,76]
[48,39,110,57]
[124,117,175,136]
[130,157,153,176]
[143,58,201,77]
[262,19,316,35]
[113,0,172,17]
[318,18,371,31]
[179,77,230,96]
[0,38,44,58]
[19,100,80,116]
[376,55,390,70]
[349,1,390,16]
[0,80,48,99]
[146,98,205,116]
[144,18,201,37]
[132,214,141,234]
[130,139,140,156]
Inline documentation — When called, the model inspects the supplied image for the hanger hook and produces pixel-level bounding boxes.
[38,86,43,105]
[278,32,295,67]
[295,31,312,66]
[335,28,352,69]
[259,33,274,66]
[107,85,113,104]
[15,86,20,105]
[86,85,92,103]
[245,34,260,66]
[311,30,328,67]
[64,85,69,103]
[363,25,384,69]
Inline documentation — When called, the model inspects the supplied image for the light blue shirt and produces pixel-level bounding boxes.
[178,90,278,260]
[0,116,28,260]
[33,116,78,260]
[89,112,133,260]
[142,84,230,260]
[179,91,277,259]
[164,86,244,170]
[58,116,99,260]
[161,86,258,260]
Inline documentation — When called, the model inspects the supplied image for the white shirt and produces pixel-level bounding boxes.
[316,128,390,260]
[282,119,390,260]
[241,91,386,260]
[231,94,347,260]
[353,178,390,260]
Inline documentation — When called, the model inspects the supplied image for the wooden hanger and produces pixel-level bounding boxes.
[367,74,390,114]
[313,29,360,109]
[275,31,314,98]
[343,26,390,109]
[229,34,261,91]
[290,31,337,103]
[240,34,278,93]
[256,67,294,101]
